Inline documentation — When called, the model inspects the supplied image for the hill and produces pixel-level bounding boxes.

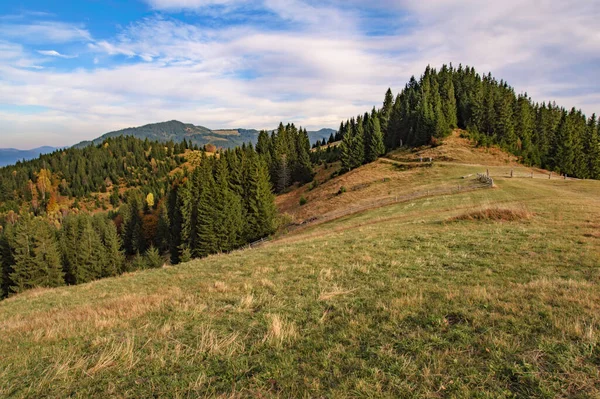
[74,120,336,149]
[1,134,599,397]
[0,146,59,167]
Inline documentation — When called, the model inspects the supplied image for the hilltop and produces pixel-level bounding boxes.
[73,120,335,150]
[1,133,599,397]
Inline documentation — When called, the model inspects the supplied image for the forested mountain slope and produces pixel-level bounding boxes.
[74,120,335,150]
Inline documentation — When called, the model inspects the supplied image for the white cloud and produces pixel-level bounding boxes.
[37,50,78,58]
[0,21,91,44]
[1,0,599,148]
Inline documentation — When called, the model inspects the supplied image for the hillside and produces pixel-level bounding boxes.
[74,120,335,149]
[0,146,59,167]
[1,135,599,397]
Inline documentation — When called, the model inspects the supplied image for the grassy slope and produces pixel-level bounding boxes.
[2,136,600,398]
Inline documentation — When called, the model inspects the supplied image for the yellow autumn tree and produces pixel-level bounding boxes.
[35,169,53,201]
[146,193,155,208]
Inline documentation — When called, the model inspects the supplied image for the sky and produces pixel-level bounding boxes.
[0,0,599,149]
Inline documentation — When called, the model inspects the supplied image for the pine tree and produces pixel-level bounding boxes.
[366,111,385,162]
[515,94,534,162]
[0,224,15,298]
[340,120,353,171]
[555,110,575,175]
[352,117,365,168]
[246,158,277,241]
[213,158,243,252]
[121,195,146,256]
[196,167,218,257]
[94,215,124,277]
[380,88,394,137]
[439,65,458,129]
[587,115,600,179]
[145,246,163,269]
[9,214,64,294]
[294,128,313,184]
[155,200,171,254]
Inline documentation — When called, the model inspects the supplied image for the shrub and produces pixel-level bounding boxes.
[337,186,347,195]
[299,196,307,206]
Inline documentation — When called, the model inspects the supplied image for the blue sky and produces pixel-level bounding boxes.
[0,0,599,148]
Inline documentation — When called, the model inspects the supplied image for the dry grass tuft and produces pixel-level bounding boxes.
[259,279,275,289]
[238,294,254,311]
[213,281,228,293]
[319,286,357,301]
[451,207,533,222]
[263,314,297,345]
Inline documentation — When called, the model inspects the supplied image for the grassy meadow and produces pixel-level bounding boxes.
[1,140,600,397]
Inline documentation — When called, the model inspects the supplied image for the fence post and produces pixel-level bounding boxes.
[486,169,489,177]
[549,172,551,179]
[531,172,533,178]
[511,169,513,178]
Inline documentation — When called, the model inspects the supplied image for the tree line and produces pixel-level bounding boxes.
[331,64,600,179]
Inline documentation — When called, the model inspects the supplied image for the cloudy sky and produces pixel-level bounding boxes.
[0,0,599,148]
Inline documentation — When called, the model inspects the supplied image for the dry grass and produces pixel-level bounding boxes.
[387,129,521,166]
[263,314,297,345]
[318,286,357,301]
[451,206,534,222]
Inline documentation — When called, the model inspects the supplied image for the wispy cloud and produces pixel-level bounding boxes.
[37,50,78,59]
[0,0,599,148]
[0,21,91,44]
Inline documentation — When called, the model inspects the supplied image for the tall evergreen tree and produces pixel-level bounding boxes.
[380,88,395,137]
[246,158,277,241]
[587,114,600,179]
[294,128,314,184]
[9,214,64,294]
[366,111,385,162]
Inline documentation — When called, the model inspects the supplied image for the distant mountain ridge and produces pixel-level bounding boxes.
[0,146,59,167]
[74,120,336,149]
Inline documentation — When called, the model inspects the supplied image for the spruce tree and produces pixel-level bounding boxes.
[0,223,15,298]
[155,200,171,254]
[196,167,218,257]
[340,120,353,171]
[380,88,394,137]
[555,111,575,175]
[246,158,277,241]
[366,112,385,162]
[352,117,365,168]
[213,158,243,252]
[94,215,124,277]
[145,246,163,269]
[588,115,600,179]
[439,65,458,129]
[9,214,64,294]
[294,128,313,184]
